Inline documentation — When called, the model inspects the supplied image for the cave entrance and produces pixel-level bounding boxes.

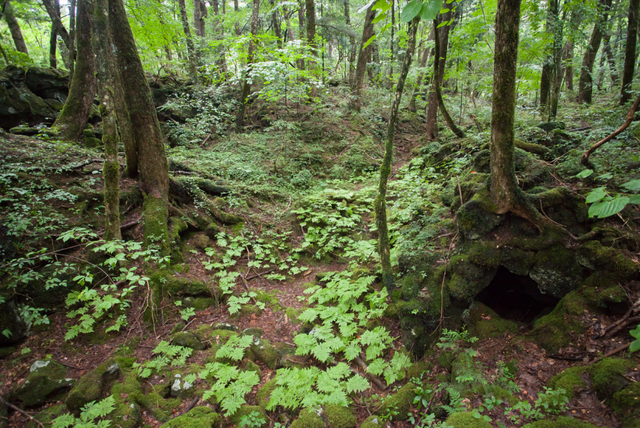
[475,266,560,324]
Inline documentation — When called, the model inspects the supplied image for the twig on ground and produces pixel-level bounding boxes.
[0,396,45,428]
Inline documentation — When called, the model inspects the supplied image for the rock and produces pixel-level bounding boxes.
[375,382,417,421]
[170,373,194,398]
[149,270,213,298]
[12,359,73,407]
[0,66,59,129]
[24,404,67,428]
[255,378,277,408]
[193,234,211,250]
[611,383,640,428]
[361,415,383,427]
[249,338,280,369]
[463,302,518,339]
[536,121,565,132]
[324,404,356,428]
[25,67,68,101]
[590,358,635,401]
[242,327,264,338]
[522,416,607,428]
[457,186,503,240]
[0,299,27,347]
[159,406,221,427]
[66,358,122,411]
[446,412,492,427]
[213,323,238,331]
[112,401,142,428]
[229,405,267,427]
[171,332,205,350]
[9,125,39,135]
[530,245,587,298]
[291,407,324,428]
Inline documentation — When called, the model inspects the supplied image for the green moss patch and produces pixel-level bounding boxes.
[445,412,492,427]
[159,406,221,428]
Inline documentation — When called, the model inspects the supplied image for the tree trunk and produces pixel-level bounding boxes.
[271,0,282,48]
[350,2,375,112]
[178,0,199,82]
[42,0,70,49]
[305,0,316,58]
[374,17,419,291]
[621,0,639,104]
[409,25,434,112]
[235,0,260,129]
[433,19,464,138]
[563,40,574,90]
[549,0,563,119]
[426,10,452,139]
[109,0,170,250]
[68,0,75,80]
[49,24,57,68]
[90,0,121,240]
[193,0,206,37]
[3,1,28,55]
[53,0,96,141]
[603,34,618,86]
[344,0,355,85]
[284,5,295,41]
[539,0,558,118]
[578,0,611,104]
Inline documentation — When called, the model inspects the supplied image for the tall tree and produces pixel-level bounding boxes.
[3,1,28,55]
[549,0,563,119]
[425,9,453,139]
[109,0,171,250]
[42,0,70,48]
[235,0,260,128]
[350,2,376,112]
[375,17,419,291]
[620,0,639,104]
[270,0,283,48]
[343,0,355,85]
[409,26,435,112]
[178,0,199,82]
[193,0,207,37]
[562,11,582,92]
[578,0,611,104]
[53,0,96,141]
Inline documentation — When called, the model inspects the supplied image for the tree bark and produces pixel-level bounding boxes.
[270,0,282,48]
[433,19,464,138]
[53,0,96,141]
[235,0,260,129]
[539,0,559,118]
[409,27,434,112]
[621,0,639,104]
[426,10,453,139]
[350,2,375,112]
[3,1,28,55]
[109,0,170,251]
[49,23,57,68]
[603,34,618,86]
[578,0,611,104]
[374,17,419,291]
[549,0,563,119]
[193,0,206,37]
[68,0,76,80]
[305,0,317,86]
[344,0,355,85]
[178,0,199,82]
[89,0,121,240]
[42,0,70,49]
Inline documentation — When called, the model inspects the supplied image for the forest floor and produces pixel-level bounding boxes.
[0,88,639,428]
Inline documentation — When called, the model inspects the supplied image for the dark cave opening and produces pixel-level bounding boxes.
[475,266,560,324]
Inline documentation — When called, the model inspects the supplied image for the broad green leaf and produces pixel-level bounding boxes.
[345,374,370,393]
[401,0,423,23]
[588,197,629,218]
[420,0,443,21]
[575,169,593,178]
[585,187,607,203]
[622,179,640,191]
[628,195,640,204]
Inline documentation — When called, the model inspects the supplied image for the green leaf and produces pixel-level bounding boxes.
[588,197,629,218]
[575,169,593,178]
[401,0,423,23]
[345,374,370,394]
[630,325,640,339]
[421,0,443,20]
[629,195,640,204]
[622,179,640,191]
[585,187,607,203]
[630,340,640,353]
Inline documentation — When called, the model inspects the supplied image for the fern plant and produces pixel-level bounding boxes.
[199,362,260,416]
[134,341,193,378]
[52,395,116,428]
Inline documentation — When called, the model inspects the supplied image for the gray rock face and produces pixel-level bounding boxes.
[12,359,74,407]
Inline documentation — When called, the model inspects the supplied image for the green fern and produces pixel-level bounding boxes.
[199,362,260,416]
[216,334,255,361]
[52,395,116,428]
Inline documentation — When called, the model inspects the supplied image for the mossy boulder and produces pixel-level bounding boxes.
[611,382,640,428]
[112,401,142,428]
[170,373,195,398]
[445,412,492,427]
[9,125,39,135]
[291,407,324,428]
[159,406,221,428]
[255,379,278,409]
[12,359,73,407]
[149,270,212,298]
[530,245,586,298]
[375,382,417,421]
[249,338,281,369]
[171,331,205,350]
[232,304,263,318]
[547,366,588,400]
[457,186,503,240]
[463,302,518,339]
[229,405,267,427]
[590,358,635,401]
[24,404,67,428]
[577,241,638,280]
[66,358,122,411]
[0,299,27,347]
[360,415,383,427]
[324,404,356,428]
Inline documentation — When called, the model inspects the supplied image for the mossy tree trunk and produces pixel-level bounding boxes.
[343,0,355,86]
[549,1,563,120]
[42,0,70,49]
[68,0,76,80]
[562,11,582,92]
[53,0,96,141]
[374,18,419,291]
[89,0,120,240]
[193,0,207,37]
[433,19,464,138]
[109,0,170,251]
[178,0,199,83]
[305,0,318,96]
[425,9,452,139]
[235,0,260,129]
[3,1,28,55]
[603,34,618,87]
[270,0,282,48]
[409,26,434,112]
[578,0,610,104]
[350,2,375,112]
[620,0,639,105]
[49,22,57,68]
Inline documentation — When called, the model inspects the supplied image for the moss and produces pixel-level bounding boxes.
[547,366,588,400]
[66,358,121,410]
[255,379,278,409]
[472,384,517,406]
[577,241,638,280]
[611,383,640,427]
[254,290,283,311]
[528,290,589,354]
[171,332,205,350]
[229,405,267,427]
[376,382,417,421]
[249,338,281,369]
[192,234,211,250]
[168,216,188,242]
[590,358,635,401]
[514,138,550,156]
[324,404,356,428]
[232,304,263,318]
[159,406,220,428]
[13,359,73,407]
[149,270,212,298]
[206,199,244,225]
[464,302,518,339]
[405,360,434,381]
[143,194,170,255]
[112,401,142,428]
[530,245,586,298]
[360,415,383,427]
[445,412,492,428]
[583,281,628,309]
[522,416,603,428]
[183,297,218,311]
[284,307,302,324]
[291,408,324,428]
[457,186,503,240]
[447,256,496,303]
[24,404,67,428]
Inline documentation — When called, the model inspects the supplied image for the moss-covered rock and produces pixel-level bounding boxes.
[193,234,211,250]
[149,270,212,298]
[360,415,383,427]
[291,407,324,428]
[255,379,278,409]
[530,245,586,298]
[611,382,640,428]
[159,406,221,428]
[24,404,67,428]
[171,332,205,350]
[12,359,73,407]
[249,338,281,369]
[463,302,518,339]
[66,358,122,411]
[547,366,588,400]
[522,416,603,428]
[232,304,263,318]
[590,358,635,401]
[0,300,27,347]
[457,186,503,240]
[376,382,417,421]
[170,373,195,398]
[324,404,356,428]
[445,412,492,427]
[577,241,638,280]
[229,405,267,427]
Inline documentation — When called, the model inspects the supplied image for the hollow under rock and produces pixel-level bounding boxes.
[476,266,560,324]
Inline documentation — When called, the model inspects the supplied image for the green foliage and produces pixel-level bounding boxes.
[134,341,193,378]
[215,334,254,361]
[238,411,267,428]
[199,362,260,416]
[629,325,640,353]
[52,395,116,428]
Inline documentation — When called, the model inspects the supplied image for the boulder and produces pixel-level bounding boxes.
[12,360,73,407]
[159,406,220,427]
[25,67,69,102]
[66,358,122,411]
